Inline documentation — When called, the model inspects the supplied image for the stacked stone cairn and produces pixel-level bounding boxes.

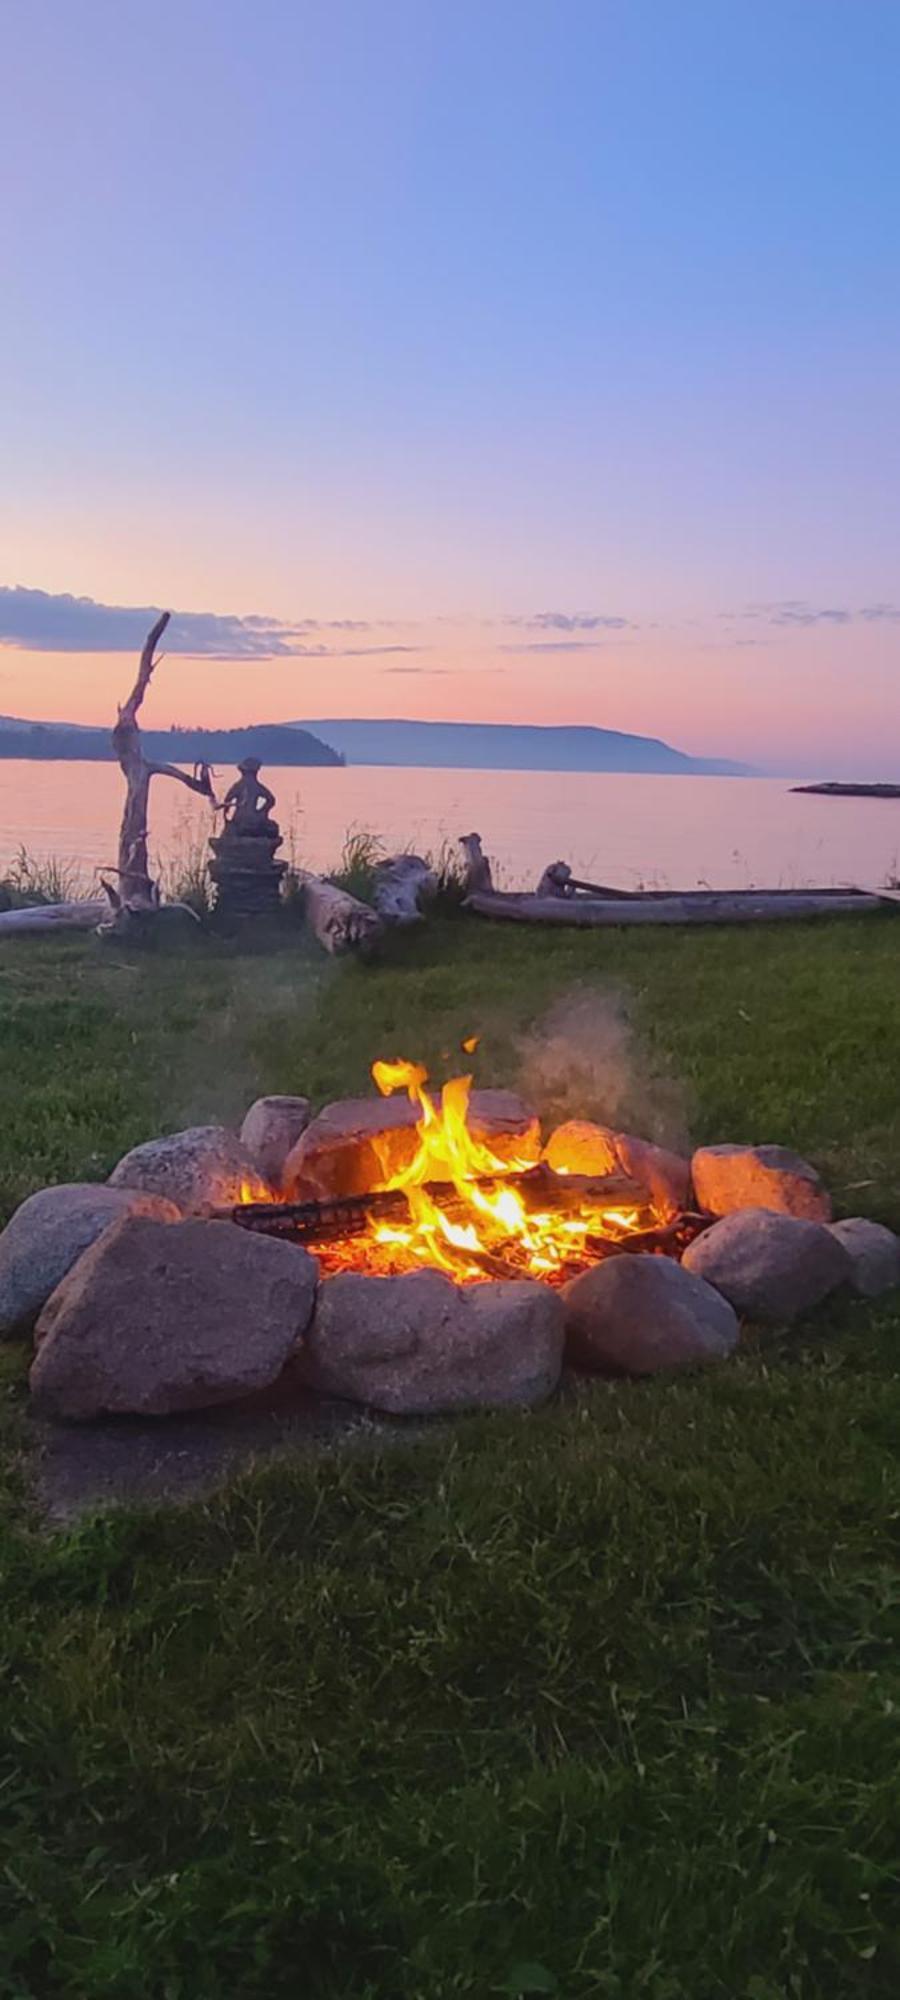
[1,1095,897,1425]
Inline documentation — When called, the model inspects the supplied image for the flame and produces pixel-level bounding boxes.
[315,1052,652,1284]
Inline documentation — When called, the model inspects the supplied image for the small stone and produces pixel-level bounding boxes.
[298,1269,563,1414]
[240,1096,312,1189]
[543,1120,691,1220]
[827,1217,900,1297]
[563,1253,738,1375]
[692,1143,831,1221]
[0,1184,181,1338]
[30,1216,318,1421]
[682,1208,850,1322]
[108,1125,270,1214]
[282,1089,540,1200]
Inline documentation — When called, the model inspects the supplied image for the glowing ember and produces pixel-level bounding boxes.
[311,1054,653,1283]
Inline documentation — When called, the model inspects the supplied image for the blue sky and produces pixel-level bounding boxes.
[2,1,898,772]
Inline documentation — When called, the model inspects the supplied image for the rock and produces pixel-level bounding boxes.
[282,1089,541,1200]
[563,1253,738,1375]
[827,1217,900,1297]
[239,1096,312,1189]
[30,1216,318,1421]
[543,1120,691,1220]
[543,1120,620,1177]
[108,1125,271,1214]
[691,1143,831,1221]
[682,1208,850,1322]
[0,1184,181,1338]
[298,1269,563,1414]
[610,1133,692,1222]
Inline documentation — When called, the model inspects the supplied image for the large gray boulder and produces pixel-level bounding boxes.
[0,1184,181,1338]
[827,1217,900,1297]
[298,1268,563,1414]
[108,1125,271,1214]
[692,1143,831,1221]
[282,1089,540,1200]
[563,1253,738,1375]
[30,1216,318,1421]
[239,1096,311,1190]
[682,1208,850,1322]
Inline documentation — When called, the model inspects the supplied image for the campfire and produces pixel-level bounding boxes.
[229,1051,701,1285]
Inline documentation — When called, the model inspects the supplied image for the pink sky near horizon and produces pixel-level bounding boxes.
[1,610,896,777]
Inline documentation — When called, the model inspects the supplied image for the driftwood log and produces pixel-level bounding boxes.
[103,611,216,920]
[372,854,437,925]
[466,888,888,926]
[0,898,107,936]
[297,871,384,956]
[459,832,494,896]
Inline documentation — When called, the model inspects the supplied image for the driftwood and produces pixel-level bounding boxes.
[104,611,216,918]
[466,888,889,927]
[372,853,437,925]
[459,832,494,896]
[0,898,107,936]
[297,871,384,956]
[536,863,633,899]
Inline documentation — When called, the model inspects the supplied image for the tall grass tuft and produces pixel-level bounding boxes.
[328,824,384,901]
[0,845,89,909]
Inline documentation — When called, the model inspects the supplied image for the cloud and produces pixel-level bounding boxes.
[724,600,900,629]
[0,586,425,661]
[500,610,634,632]
[380,665,452,675]
[498,639,619,654]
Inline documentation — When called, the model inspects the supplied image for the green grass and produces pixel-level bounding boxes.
[0,915,899,1997]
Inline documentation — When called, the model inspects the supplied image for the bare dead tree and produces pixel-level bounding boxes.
[103,611,216,912]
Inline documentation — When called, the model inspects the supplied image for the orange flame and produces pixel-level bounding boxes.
[349,1053,649,1283]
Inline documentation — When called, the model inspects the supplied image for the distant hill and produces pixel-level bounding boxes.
[0,712,752,775]
[290,718,752,775]
[0,719,343,768]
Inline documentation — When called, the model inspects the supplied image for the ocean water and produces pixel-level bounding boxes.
[0,759,898,893]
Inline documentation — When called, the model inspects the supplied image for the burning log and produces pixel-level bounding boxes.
[217,1164,646,1241]
[296,870,384,956]
[372,854,437,925]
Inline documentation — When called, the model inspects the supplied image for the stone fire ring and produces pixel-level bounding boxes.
[1,1099,897,1427]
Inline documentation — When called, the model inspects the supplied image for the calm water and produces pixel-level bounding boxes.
[1,760,899,893]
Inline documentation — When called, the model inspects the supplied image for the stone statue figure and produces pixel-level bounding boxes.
[221,757,280,838]
[209,757,287,918]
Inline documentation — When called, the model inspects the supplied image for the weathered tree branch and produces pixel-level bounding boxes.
[109,611,216,911]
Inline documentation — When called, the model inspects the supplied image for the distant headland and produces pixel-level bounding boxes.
[0,719,344,768]
[0,712,752,777]
[292,718,753,775]
[791,781,900,799]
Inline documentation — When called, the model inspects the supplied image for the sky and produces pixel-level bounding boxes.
[2,0,899,776]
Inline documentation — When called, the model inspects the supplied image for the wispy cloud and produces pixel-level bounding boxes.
[498,639,619,654]
[498,610,634,633]
[724,600,900,629]
[0,586,424,661]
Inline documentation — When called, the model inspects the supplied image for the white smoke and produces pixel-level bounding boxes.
[515,988,690,1149]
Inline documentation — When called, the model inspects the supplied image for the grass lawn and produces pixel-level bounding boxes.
[0,915,898,1998]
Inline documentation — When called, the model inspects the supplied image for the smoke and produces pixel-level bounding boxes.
[515,988,690,1149]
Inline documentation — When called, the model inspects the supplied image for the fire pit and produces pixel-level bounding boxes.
[222,1055,704,1284]
[4,1045,897,1428]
